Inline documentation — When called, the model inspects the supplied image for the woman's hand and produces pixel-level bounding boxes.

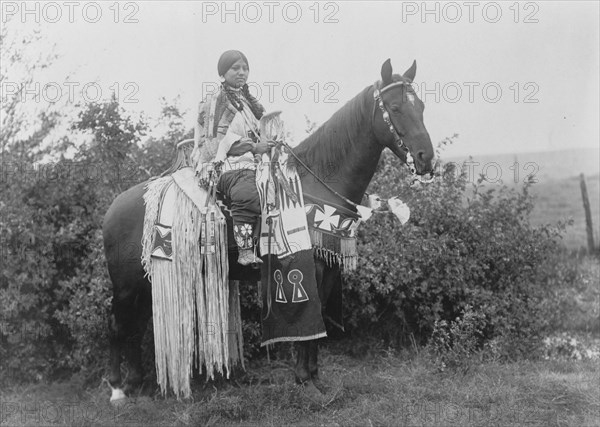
[212,160,224,177]
[252,140,276,155]
[227,137,255,156]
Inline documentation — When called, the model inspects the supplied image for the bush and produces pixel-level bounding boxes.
[343,149,571,360]
[426,304,487,372]
[0,97,178,384]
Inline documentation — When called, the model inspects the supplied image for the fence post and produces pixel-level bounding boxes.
[579,173,595,253]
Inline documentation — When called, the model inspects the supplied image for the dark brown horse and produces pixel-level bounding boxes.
[102,59,435,401]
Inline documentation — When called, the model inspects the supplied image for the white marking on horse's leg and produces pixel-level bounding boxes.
[103,377,127,402]
[110,387,127,402]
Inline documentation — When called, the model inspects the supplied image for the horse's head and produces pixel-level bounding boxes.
[372,59,435,179]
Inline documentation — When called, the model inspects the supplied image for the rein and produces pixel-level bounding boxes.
[281,139,361,209]
[282,80,433,212]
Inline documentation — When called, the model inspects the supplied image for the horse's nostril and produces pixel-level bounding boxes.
[417,150,434,164]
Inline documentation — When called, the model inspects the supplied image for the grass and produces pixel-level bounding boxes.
[1,255,599,427]
[528,174,600,251]
[1,346,599,426]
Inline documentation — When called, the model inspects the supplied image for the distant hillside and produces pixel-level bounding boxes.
[443,147,599,250]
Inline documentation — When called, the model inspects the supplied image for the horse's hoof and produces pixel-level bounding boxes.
[295,375,310,385]
[299,380,326,403]
[110,388,127,404]
[311,377,330,395]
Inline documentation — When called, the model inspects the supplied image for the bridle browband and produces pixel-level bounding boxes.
[372,80,434,183]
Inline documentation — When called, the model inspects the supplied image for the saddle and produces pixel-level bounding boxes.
[153,133,368,272]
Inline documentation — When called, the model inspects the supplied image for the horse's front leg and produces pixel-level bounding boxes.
[308,340,319,379]
[294,341,310,384]
[296,340,326,397]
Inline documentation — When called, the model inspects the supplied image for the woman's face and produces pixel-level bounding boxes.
[222,59,249,88]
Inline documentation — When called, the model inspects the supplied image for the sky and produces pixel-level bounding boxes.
[2,1,599,158]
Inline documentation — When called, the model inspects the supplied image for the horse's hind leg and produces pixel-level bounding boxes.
[109,280,151,396]
[108,311,123,393]
[108,296,138,395]
[124,283,152,394]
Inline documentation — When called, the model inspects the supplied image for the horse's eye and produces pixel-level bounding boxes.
[390,105,401,113]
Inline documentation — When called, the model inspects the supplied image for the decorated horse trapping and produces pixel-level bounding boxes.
[305,196,361,271]
[141,168,243,399]
[255,150,327,345]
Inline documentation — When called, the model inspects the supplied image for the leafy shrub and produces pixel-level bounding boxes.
[0,97,179,383]
[343,147,571,360]
[425,305,487,372]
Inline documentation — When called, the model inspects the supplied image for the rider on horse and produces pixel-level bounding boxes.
[192,50,275,266]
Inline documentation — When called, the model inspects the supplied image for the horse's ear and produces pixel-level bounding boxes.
[402,60,417,83]
[381,59,393,86]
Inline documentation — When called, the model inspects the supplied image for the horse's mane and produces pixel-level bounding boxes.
[291,85,374,176]
[291,74,412,176]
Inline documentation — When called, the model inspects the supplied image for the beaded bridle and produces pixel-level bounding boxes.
[372,80,435,183]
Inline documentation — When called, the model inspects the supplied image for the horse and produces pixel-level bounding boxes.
[102,59,435,400]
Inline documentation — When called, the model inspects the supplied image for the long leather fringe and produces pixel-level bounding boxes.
[308,228,357,271]
[141,177,242,399]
